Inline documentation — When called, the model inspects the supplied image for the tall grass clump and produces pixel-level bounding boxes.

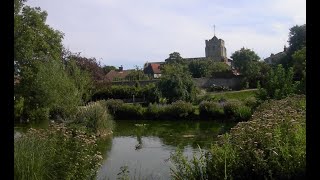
[224,99,252,121]
[70,100,114,136]
[199,101,224,119]
[104,99,124,115]
[14,123,104,180]
[145,103,167,120]
[167,100,194,119]
[116,103,144,119]
[171,95,306,179]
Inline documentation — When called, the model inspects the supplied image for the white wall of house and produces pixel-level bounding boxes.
[153,74,162,78]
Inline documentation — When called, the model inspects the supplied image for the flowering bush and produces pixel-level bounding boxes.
[171,95,306,179]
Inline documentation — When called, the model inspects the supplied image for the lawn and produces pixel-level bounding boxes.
[200,89,258,101]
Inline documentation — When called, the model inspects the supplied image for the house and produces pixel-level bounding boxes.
[143,62,164,79]
[264,46,287,64]
[105,66,133,81]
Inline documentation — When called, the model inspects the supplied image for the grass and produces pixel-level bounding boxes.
[14,123,104,180]
[202,89,258,101]
[14,101,115,180]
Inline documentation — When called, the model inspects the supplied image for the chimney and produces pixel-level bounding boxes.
[284,45,287,52]
[119,65,123,71]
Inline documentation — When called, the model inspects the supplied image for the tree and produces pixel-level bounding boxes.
[14,1,64,76]
[288,24,306,56]
[292,47,306,80]
[126,66,148,81]
[208,62,231,75]
[68,54,105,82]
[278,24,306,68]
[65,59,93,103]
[14,1,89,122]
[165,52,185,64]
[242,61,271,88]
[16,60,82,122]
[231,48,260,72]
[188,60,209,78]
[257,65,297,100]
[157,64,196,103]
[103,65,117,74]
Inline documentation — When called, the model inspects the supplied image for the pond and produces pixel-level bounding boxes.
[96,120,235,180]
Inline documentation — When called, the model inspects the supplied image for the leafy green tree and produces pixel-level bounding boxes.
[208,62,231,75]
[242,61,271,88]
[292,47,306,80]
[14,1,89,122]
[14,0,64,76]
[65,59,93,103]
[257,65,298,100]
[188,60,209,78]
[165,52,185,64]
[231,48,260,72]
[288,24,306,55]
[278,24,306,68]
[17,60,81,122]
[157,64,196,103]
[103,65,117,74]
[292,47,306,94]
[126,66,148,81]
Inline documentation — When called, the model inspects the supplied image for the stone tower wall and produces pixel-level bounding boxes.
[205,36,227,62]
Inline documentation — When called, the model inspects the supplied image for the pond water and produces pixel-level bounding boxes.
[96,120,235,180]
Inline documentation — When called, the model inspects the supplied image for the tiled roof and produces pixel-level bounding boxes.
[105,70,133,81]
[150,63,161,74]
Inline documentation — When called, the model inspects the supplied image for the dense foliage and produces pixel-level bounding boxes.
[171,95,306,179]
[69,101,114,136]
[256,65,299,100]
[14,0,92,123]
[92,84,159,103]
[157,64,197,103]
[14,123,104,180]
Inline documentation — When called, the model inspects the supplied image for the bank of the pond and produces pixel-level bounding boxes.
[102,97,257,122]
[14,101,114,180]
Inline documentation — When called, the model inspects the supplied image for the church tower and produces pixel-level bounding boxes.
[205,34,227,62]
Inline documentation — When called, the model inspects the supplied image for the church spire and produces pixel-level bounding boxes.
[214,25,216,36]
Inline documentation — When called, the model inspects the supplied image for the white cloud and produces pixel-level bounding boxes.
[25,0,306,68]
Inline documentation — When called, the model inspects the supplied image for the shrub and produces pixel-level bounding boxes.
[145,103,167,119]
[104,99,124,115]
[167,100,194,119]
[224,100,252,121]
[26,107,50,123]
[14,96,25,121]
[243,96,258,109]
[116,103,144,119]
[14,123,104,180]
[233,106,252,121]
[195,94,216,104]
[223,100,242,116]
[71,101,114,136]
[207,84,232,92]
[257,65,299,101]
[199,101,224,119]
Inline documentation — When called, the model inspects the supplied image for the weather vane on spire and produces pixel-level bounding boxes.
[214,25,216,36]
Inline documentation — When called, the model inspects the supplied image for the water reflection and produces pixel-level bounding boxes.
[97,120,235,179]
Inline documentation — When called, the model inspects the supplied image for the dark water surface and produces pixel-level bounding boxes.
[96,120,235,180]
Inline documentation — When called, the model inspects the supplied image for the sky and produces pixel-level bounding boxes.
[26,0,306,69]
